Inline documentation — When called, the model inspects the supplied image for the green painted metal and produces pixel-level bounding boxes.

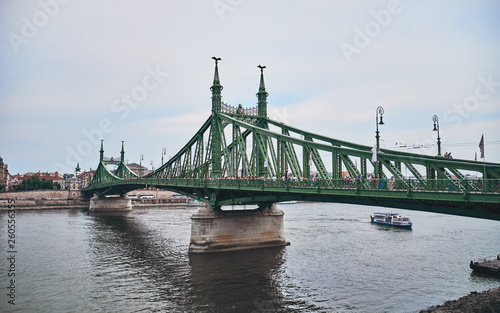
[89,141,138,195]
[83,58,500,220]
[83,177,500,220]
[210,57,223,177]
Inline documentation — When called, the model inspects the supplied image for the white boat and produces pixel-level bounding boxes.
[370,212,412,229]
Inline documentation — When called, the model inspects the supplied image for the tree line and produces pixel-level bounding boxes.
[14,176,61,191]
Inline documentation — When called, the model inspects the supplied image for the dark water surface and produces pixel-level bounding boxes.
[1,203,499,312]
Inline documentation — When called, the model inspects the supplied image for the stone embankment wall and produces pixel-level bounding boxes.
[0,189,184,209]
[0,198,90,209]
[0,189,188,210]
[0,190,83,200]
[0,189,176,200]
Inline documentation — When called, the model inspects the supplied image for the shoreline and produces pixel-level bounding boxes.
[420,287,500,312]
[0,199,196,210]
[0,203,192,210]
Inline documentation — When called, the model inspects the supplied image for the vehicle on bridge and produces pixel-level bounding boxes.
[370,212,412,229]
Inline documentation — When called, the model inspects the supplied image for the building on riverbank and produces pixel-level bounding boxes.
[11,171,65,190]
[0,156,11,191]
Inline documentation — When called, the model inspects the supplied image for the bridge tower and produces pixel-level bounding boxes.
[189,61,287,253]
[210,57,223,177]
[257,65,268,118]
[99,139,104,162]
[256,65,268,177]
[120,140,125,163]
[89,140,133,212]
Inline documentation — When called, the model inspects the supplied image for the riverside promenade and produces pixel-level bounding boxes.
[0,189,189,210]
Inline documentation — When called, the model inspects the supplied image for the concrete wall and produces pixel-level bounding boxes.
[89,195,132,212]
[189,204,288,253]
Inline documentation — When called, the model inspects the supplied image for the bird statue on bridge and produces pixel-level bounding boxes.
[212,57,221,64]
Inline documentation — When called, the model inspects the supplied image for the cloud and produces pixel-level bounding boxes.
[0,0,499,174]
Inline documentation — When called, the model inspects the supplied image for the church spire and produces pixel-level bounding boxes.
[257,65,268,117]
[211,57,223,113]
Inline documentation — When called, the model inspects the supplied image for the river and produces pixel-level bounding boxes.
[1,203,499,312]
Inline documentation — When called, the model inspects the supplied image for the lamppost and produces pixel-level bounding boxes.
[139,154,144,177]
[432,115,441,157]
[375,106,385,151]
[375,106,385,180]
[150,160,155,171]
[161,147,167,165]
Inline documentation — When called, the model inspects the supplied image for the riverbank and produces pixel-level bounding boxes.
[420,287,500,312]
[0,197,197,210]
[0,198,89,210]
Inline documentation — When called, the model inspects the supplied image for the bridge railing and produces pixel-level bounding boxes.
[148,177,499,194]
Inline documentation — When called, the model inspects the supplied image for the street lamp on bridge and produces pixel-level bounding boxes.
[375,106,385,152]
[432,115,442,157]
[162,147,167,165]
[139,154,144,177]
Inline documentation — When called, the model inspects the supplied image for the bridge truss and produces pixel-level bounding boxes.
[83,58,500,220]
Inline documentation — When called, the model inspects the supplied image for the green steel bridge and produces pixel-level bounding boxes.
[83,58,500,221]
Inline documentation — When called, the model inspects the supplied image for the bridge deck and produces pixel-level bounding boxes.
[83,177,500,221]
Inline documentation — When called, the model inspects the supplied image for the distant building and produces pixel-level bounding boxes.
[65,164,95,191]
[13,171,65,189]
[75,162,81,177]
[79,169,95,188]
[0,156,11,190]
[127,163,150,177]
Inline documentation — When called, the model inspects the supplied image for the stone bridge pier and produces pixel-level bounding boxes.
[89,194,132,212]
[189,204,288,253]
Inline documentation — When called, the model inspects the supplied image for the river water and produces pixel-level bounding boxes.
[1,203,499,313]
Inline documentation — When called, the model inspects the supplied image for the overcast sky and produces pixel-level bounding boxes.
[1,0,499,175]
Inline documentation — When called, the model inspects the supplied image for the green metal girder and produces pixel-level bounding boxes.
[146,116,212,179]
[264,116,500,175]
[280,129,301,177]
[84,60,500,222]
[91,112,500,203]
[115,161,138,179]
[83,177,500,220]
[305,137,331,184]
[380,159,410,189]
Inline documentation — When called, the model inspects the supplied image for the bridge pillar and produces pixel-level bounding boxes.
[89,194,132,212]
[189,204,288,253]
